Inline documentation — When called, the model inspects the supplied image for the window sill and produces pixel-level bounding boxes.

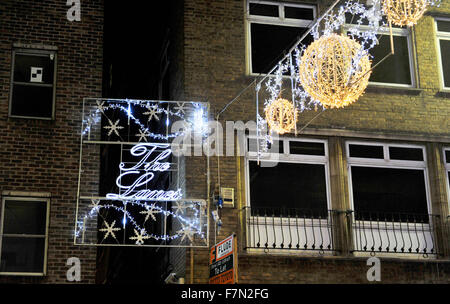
[241,249,450,263]
[435,90,450,98]
[2,190,52,198]
[0,272,45,277]
[365,85,423,95]
[8,114,54,121]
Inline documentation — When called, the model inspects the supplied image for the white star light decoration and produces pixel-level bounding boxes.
[96,100,108,113]
[177,224,196,243]
[174,102,186,115]
[140,203,160,222]
[172,201,192,215]
[143,105,161,122]
[135,129,150,142]
[99,220,121,241]
[130,228,150,245]
[104,119,124,137]
[89,199,101,214]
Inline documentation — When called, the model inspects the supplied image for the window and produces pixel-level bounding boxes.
[245,138,333,252]
[0,194,50,276]
[347,142,429,218]
[436,18,450,91]
[9,48,57,119]
[347,142,435,255]
[246,1,316,74]
[246,138,329,216]
[345,10,416,87]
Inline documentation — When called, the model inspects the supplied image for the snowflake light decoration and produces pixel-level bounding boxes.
[177,224,196,243]
[99,220,121,241]
[104,119,124,137]
[140,203,160,222]
[130,228,150,245]
[143,104,161,121]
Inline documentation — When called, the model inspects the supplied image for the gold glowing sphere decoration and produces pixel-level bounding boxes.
[265,98,297,135]
[298,33,372,109]
[382,0,429,27]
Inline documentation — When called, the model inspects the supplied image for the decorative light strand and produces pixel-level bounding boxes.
[76,200,207,245]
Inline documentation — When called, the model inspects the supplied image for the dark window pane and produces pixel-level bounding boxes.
[0,237,45,273]
[370,35,412,85]
[289,141,325,155]
[439,39,450,88]
[437,20,450,32]
[251,23,312,73]
[389,147,423,161]
[248,138,283,153]
[249,3,278,17]
[14,54,55,85]
[249,161,328,217]
[284,6,314,20]
[349,144,384,159]
[10,84,53,118]
[3,200,47,235]
[351,166,429,222]
[445,150,450,163]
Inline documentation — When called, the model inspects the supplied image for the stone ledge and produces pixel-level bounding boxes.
[435,91,450,98]
[13,42,58,51]
[365,85,423,95]
[240,249,450,264]
[1,190,52,198]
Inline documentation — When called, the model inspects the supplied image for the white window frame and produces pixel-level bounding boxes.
[343,24,416,88]
[347,141,432,217]
[245,137,331,216]
[245,0,317,76]
[435,17,450,92]
[347,141,436,257]
[0,194,50,276]
[9,48,57,120]
[245,137,332,253]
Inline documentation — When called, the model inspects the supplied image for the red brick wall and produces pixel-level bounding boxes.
[0,0,103,283]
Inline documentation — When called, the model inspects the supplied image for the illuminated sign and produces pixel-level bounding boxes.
[106,143,183,201]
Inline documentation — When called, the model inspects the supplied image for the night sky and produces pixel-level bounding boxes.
[104,1,172,99]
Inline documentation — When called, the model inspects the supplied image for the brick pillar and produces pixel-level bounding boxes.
[328,137,353,256]
[425,143,450,258]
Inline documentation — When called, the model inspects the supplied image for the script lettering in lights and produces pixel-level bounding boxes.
[106,143,183,201]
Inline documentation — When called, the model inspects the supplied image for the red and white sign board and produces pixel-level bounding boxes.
[209,235,238,284]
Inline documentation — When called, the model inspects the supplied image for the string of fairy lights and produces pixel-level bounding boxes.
[76,0,442,247]
[76,99,209,247]
[252,0,441,155]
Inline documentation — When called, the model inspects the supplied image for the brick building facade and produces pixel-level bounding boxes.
[0,0,103,283]
[0,0,449,285]
[168,0,450,283]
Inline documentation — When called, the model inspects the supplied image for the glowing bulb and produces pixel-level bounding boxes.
[193,108,205,131]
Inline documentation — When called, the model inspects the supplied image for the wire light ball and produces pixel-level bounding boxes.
[382,0,429,27]
[265,98,297,135]
[298,33,372,109]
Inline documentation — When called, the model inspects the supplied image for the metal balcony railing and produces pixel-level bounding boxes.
[350,211,444,257]
[243,207,449,258]
[243,207,337,252]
